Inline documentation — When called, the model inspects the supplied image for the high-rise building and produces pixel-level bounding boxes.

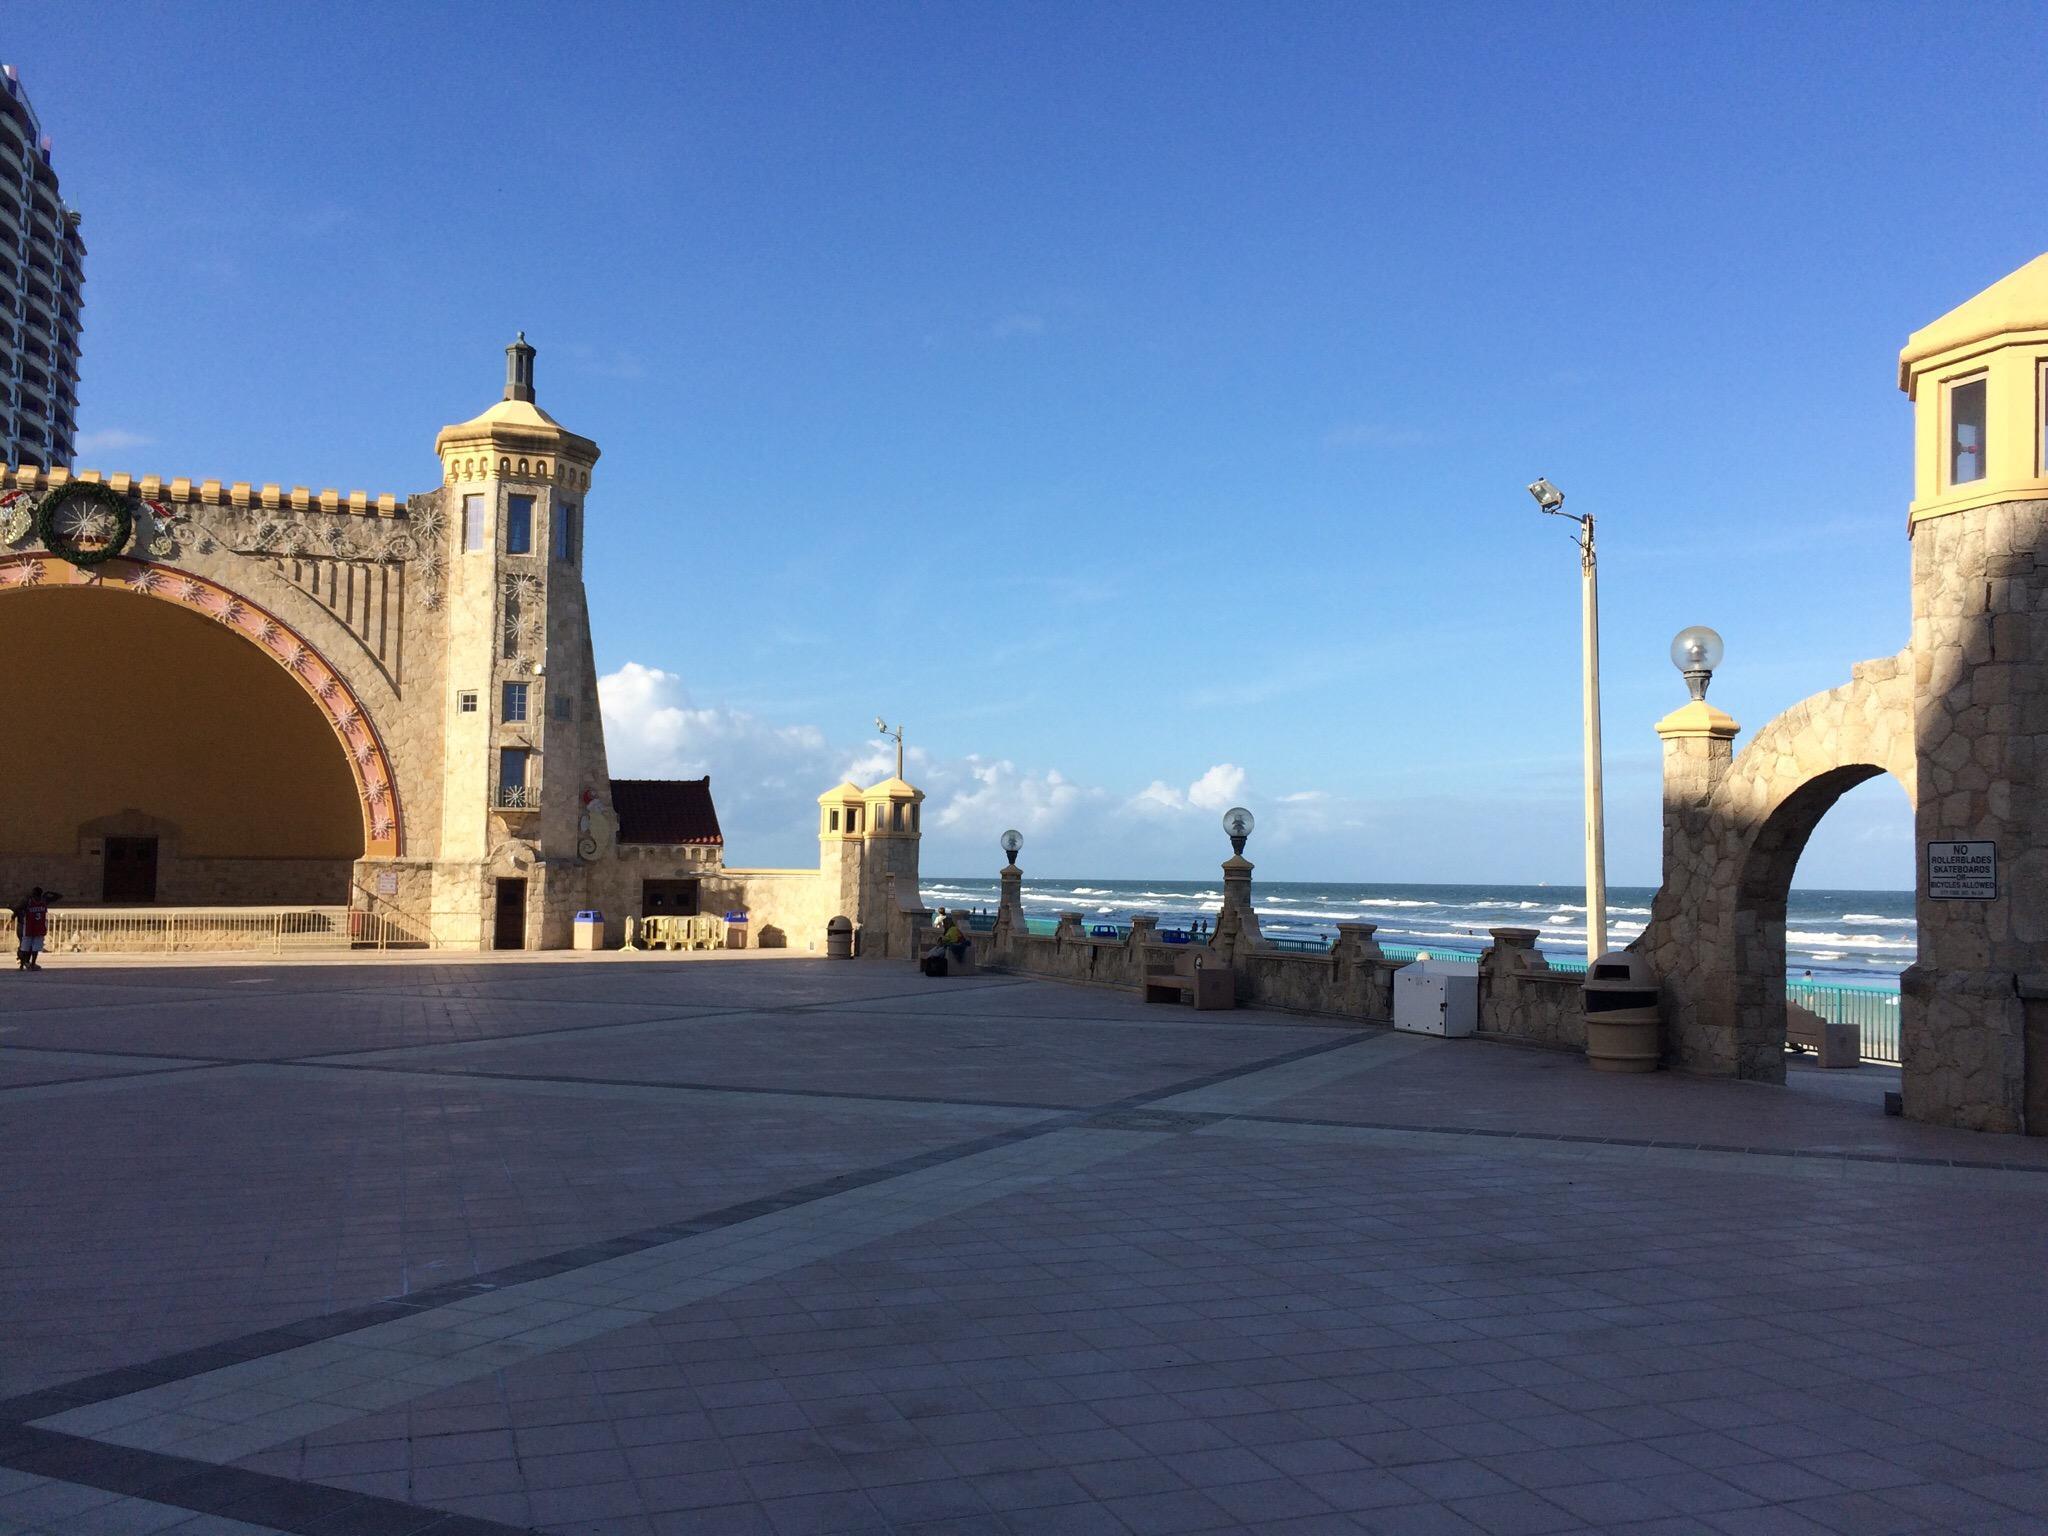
[0,64,83,468]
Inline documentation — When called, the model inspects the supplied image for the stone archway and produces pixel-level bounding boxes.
[1639,653,1915,1082]
[1729,763,1898,1078]
[0,553,404,862]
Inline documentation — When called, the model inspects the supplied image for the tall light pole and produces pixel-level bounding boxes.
[875,717,905,778]
[1527,477,1608,959]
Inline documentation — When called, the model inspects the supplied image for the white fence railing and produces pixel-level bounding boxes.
[45,906,434,954]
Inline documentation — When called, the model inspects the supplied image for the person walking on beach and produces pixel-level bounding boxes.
[11,887,57,971]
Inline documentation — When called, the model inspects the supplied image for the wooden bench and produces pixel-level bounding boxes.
[1787,1001,1861,1068]
[1142,950,1233,1010]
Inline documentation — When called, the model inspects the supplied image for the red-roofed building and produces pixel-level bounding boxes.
[609,777,723,847]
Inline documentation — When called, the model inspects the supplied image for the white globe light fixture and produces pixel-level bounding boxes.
[1000,828,1022,867]
[1670,625,1725,702]
[1222,805,1255,857]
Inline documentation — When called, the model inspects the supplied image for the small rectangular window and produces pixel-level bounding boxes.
[502,682,528,722]
[458,690,478,713]
[505,495,533,554]
[1950,376,1987,486]
[829,808,840,832]
[553,502,577,561]
[552,693,572,722]
[462,495,484,552]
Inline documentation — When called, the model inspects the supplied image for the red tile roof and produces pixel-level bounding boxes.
[610,777,724,846]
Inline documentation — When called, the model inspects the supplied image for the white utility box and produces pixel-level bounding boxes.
[1393,963,1479,1038]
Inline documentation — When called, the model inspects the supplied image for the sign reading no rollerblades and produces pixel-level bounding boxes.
[1928,841,1997,899]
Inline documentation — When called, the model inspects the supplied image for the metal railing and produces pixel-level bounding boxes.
[45,906,433,954]
[496,783,536,809]
[1789,979,1902,1065]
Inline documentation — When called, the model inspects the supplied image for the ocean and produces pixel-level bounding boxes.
[919,877,1917,989]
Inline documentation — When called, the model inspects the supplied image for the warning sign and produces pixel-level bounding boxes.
[1928,841,1997,900]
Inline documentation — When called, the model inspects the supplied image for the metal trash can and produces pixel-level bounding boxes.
[825,916,853,959]
[573,910,605,952]
[722,910,749,950]
[1582,950,1660,1072]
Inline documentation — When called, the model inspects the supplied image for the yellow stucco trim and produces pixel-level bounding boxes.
[1908,483,2048,526]
[1898,253,2048,392]
[1654,701,1739,741]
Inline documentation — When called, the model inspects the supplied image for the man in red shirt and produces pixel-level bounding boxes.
[12,887,56,971]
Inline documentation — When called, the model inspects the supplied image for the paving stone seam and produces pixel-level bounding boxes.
[0,1424,527,1536]
[1218,1110,2048,1176]
[281,1060,1104,1116]
[0,1027,1373,1431]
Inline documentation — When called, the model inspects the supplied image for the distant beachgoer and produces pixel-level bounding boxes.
[12,887,57,971]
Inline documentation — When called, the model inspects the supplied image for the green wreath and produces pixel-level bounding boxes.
[37,482,135,568]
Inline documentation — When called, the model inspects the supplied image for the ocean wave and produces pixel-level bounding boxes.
[1786,930,1919,951]
[1841,913,1915,927]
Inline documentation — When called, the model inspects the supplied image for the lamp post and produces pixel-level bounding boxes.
[1527,477,1608,960]
[875,717,904,778]
[995,829,1024,938]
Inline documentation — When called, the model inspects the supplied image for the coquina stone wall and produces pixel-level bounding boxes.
[1635,655,1916,1083]
[1900,498,2048,1131]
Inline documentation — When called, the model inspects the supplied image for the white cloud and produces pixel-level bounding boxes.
[1127,763,1247,818]
[599,663,1105,866]
[1186,763,1246,812]
[1131,780,1187,815]
[598,663,841,844]
[930,756,1098,836]
[76,428,154,457]
[1279,789,1330,804]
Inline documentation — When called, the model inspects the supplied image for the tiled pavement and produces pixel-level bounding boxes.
[3,958,2048,1533]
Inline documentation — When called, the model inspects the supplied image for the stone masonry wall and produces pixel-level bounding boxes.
[1478,929,1585,1050]
[1902,498,2048,1132]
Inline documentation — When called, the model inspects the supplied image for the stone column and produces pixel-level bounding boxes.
[1904,500,2047,1132]
[995,863,1024,944]
[1330,922,1384,965]
[1211,853,1265,961]
[1331,922,1390,1020]
[1053,910,1085,944]
[1484,926,1550,973]
[1642,700,1741,1075]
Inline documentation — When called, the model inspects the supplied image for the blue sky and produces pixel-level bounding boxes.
[14,2,2047,886]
